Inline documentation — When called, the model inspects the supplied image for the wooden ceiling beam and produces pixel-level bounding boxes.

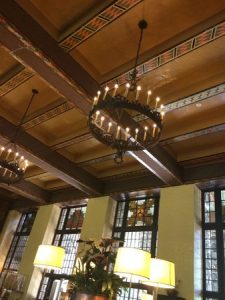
[0,116,102,196]
[0,1,182,186]
[0,180,48,204]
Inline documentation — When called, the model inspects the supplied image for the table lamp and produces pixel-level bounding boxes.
[142,258,175,300]
[114,247,151,298]
[33,244,65,272]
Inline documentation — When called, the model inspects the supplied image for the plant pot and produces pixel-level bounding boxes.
[75,293,108,300]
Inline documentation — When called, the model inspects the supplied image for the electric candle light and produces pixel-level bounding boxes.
[103,86,109,100]
[6,149,12,160]
[146,90,152,105]
[93,96,98,106]
[95,110,100,121]
[161,111,165,120]
[124,83,130,97]
[144,126,148,141]
[136,85,141,100]
[155,97,160,109]
[153,124,157,137]
[107,122,112,133]
[135,128,139,140]
[100,116,105,127]
[97,90,101,101]
[113,84,119,97]
[125,127,130,141]
[116,126,121,139]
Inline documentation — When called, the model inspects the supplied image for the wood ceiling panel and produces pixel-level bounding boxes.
[83,155,145,178]
[73,0,225,77]
[0,75,60,124]
[64,138,115,164]
[0,46,19,78]
[27,108,86,146]
[16,0,114,38]
[164,131,225,162]
[161,93,225,140]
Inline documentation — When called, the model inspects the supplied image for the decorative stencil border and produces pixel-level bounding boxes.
[60,0,143,52]
[0,68,34,97]
[23,101,74,130]
[104,21,225,89]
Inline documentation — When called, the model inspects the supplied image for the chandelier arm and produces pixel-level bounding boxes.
[11,89,38,143]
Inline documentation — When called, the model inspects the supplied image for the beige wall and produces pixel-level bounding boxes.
[157,184,202,300]
[18,204,61,300]
[80,196,117,241]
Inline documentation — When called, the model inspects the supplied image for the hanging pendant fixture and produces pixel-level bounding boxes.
[88,20,165,164]
[0,89,38,184]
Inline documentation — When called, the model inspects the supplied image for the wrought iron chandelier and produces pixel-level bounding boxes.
[0,89,38,184]
[88,20,165,163]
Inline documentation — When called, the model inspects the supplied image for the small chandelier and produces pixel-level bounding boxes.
[88,20,165,163]
[0,89,38,184]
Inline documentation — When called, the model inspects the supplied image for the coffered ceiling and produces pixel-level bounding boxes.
[0,0,225,209]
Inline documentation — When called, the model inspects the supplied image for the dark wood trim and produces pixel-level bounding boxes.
[0,116,102,196]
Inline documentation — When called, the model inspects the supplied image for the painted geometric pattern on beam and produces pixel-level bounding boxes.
[105,21,225,88]
[60,0,143,51]
[0,68,34,97]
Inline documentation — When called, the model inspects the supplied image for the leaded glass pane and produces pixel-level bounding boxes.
[221,190,225,222]
[204,230,218,292]
[124,231,151,251]
[204,192,216,223]
[115,202,126,227]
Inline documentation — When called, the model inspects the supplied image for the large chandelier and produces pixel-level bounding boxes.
[0,89,38,184]
[88,20,165,163]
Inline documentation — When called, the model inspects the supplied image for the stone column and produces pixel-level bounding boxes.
[18,204,61,300]
[157,184,202,300]
[0,210,21,272]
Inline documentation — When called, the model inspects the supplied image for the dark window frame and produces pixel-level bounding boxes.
[2,211,36,272]
[202,188,225,300]
[37,205,87,300]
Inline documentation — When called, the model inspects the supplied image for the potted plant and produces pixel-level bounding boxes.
[70,238,126,300]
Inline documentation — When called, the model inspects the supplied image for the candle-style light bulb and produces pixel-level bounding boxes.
[100,116,105,127]
[153,123,157,137]
[116,126,121,139]
[135,128,139,140]
[155,97,160,109]
[136,85,141,100]
[146,90,152,105]
[107,122,112,133]
[124,83,130,97]
[125,127,130,141]
[97,90,101,100]
[161,111,165,120]
[143,126,148,141]
[93,96,98,106]
[113,84,119,97]
[95,110,100,121]
[6,148,12,159]
[103,86,109,100]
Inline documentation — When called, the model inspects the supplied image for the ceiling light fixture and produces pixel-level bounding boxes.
[0,89,38,184]
[88,20,165,163]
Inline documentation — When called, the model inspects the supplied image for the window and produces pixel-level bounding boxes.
[113,197,159,300]
[0,212,36,287]
[202,190,225,300]
[37,205,86,300]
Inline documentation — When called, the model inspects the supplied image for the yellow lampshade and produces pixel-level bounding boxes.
[33,245,65,270]
[143,258,175,289]
[114,247,151,281]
